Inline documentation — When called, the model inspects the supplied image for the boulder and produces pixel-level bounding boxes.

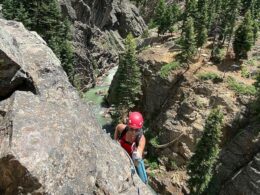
[0,19,151,194]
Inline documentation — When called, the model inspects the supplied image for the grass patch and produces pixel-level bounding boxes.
[244,57,260,67]
[227,76,257,95]
[169,160,178,170]
[241,65,250,78]
[149,161,159,170]
[150,136,159,147]
[149,171,156,178]
[159,61,181,78]
[197,72,221,81]
[145,156,159,170]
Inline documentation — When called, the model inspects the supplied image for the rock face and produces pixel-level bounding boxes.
[0,19,151,194]
[137,43,258,194]
[59,0,146,89]
[139,45,250,166]
[208,124,260,195]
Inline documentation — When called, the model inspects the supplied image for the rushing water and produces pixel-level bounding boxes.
[83,66,118,131]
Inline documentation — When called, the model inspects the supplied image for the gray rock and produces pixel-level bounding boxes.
[0,19,151,194]
[59,0,146,90]
[207,125,260,195]
[220,153,260,195]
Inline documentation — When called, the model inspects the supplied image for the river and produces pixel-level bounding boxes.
[83,66,118,133]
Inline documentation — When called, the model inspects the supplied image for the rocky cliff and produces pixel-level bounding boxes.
[59,0,146,89]
[0,19,151,194]
[208,124,260,195]
[137,41,259,194]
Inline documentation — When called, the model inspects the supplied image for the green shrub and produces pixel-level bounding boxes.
[150,161,159,170]
[141,29,150,38]
[159,61,181,78]
[197,72,221,81]
[244,58,259,67]
[148,19,157,29]
[150,136,159,147]
[169,25,176,34]
[144,156,159,170]
[211,46,225,63]
[241,65,250,78]
[169,160,178,170]
[149,171,156,178]
[227,76,256,95]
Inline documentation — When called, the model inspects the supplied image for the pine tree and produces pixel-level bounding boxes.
[187,108,224,195]
[251,0,260,43]
[254,72,260,116]
[241,0,254,14]
[207,0,229,43]
[196,25,207,50]
[158,6,173,35]
[196,0,208,49]
[207,0,222,30]
[184,0,197,21]
[252,20,259,44]
[180,17,196,62]
[2,0,17,20]
[154,0,166,25]
[210,44,222,63]
[153,0,181,35]
[111,34,142,114]
[207,0,225,62]
[154,0,166,35]
[59,18,74,81]
[15,3,31,28]
[221,0,241,51]
[233,11,254,60]
[171,3,181,23]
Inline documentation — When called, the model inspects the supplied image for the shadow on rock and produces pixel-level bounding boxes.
[0,155,44,195]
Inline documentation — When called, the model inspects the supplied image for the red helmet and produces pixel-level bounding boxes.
[128,112,144,129]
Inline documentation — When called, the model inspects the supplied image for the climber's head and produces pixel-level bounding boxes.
[128,111,144,130]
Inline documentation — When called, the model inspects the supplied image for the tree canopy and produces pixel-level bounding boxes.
[109,34,142,121]
[187,108,224,195]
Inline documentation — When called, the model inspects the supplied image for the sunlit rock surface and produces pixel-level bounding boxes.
[0,19,151,194]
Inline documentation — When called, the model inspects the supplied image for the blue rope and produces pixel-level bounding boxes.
[115,141,140,195]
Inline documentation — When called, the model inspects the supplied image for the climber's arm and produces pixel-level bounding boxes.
[114,124,126,140]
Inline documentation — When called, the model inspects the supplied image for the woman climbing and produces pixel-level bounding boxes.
[114,111,148,183]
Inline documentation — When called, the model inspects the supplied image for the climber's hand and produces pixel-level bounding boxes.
[132,150,142,161]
